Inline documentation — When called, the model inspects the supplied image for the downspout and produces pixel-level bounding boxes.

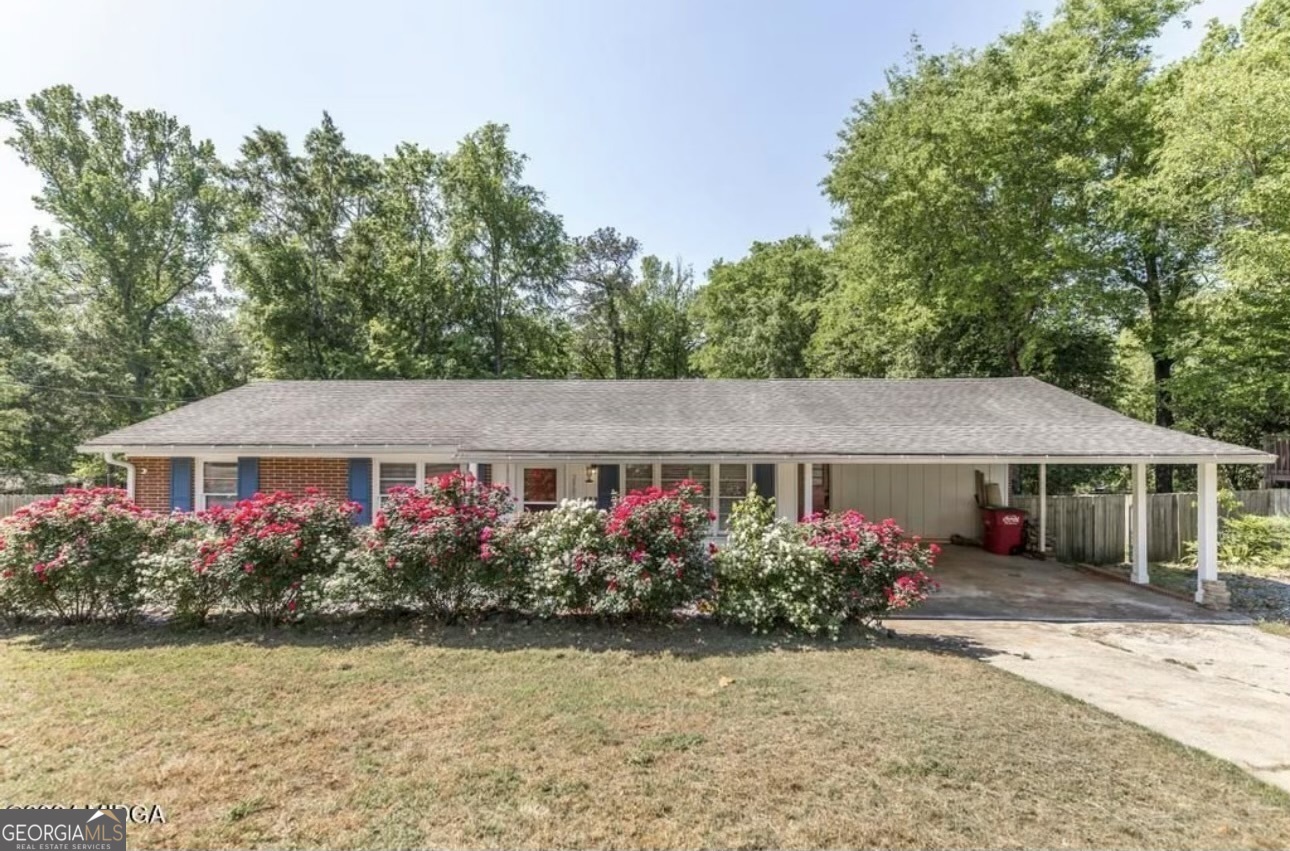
[104,452,136,500]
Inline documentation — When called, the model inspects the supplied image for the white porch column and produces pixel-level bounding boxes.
[774,463,798,522]
[1195,462,1219,603]
[1131,462,1149,584]
[800,463,813,519]
[1038,463,1047,555]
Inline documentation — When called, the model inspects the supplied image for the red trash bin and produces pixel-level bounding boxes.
[981,507,1028,555]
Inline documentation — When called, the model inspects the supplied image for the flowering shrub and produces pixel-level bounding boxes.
[715,492,938,637]
[197,489,359,624]
[139,514,225,627]
[597,481,714,617]
[802,510,938,623]
[364,472,515,619]
[715,490,846,636]
[505,499,608,617]
[0,488,157,623]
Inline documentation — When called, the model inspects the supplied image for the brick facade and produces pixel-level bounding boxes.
[130,456,173,513]
[127,456,351,510]
[258,457,349,501]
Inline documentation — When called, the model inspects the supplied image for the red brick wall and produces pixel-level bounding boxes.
[258,457,349,501]
[128,456,352,510]
[130,456,172,512]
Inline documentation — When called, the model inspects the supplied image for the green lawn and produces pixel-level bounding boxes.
[3,619,1289,849]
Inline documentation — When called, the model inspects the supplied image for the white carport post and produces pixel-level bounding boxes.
[1195,462,1219,603]
[1131,463,1149,584]
[1037,463,1047,555]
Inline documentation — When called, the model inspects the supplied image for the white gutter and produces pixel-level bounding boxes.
[103,452,136,500]
[76,446,1277,466]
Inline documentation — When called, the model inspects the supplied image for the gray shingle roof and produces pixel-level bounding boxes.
[80,377,1271,463]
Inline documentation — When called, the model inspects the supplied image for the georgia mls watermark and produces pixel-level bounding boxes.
[1,808,127,851]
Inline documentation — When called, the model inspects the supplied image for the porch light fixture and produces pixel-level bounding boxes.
[585,465,596,484]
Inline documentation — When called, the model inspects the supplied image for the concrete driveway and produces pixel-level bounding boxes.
[900,545,1249,622]
[896,619,1290,793]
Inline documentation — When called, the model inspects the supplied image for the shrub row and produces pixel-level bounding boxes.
[0,477,939,633]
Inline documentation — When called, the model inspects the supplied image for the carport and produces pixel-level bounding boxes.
[764,380,1275,607]
[895,546,1250,622]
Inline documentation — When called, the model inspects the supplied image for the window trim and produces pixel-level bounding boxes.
[372,459,466,509]
[613,462,750,535]
[519,465,562,512]
[195,458,240,511]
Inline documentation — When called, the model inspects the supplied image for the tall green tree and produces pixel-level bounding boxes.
[692,236,828,378]
[566,229,696,378]
[567,227,640,378]
[639,255,699,379]
[356,144,479,377]
[225,113,379,378]
[1155,0,1290,449]
[440,123,567,376]
[1,86,233,424]
[822,0,1197,483]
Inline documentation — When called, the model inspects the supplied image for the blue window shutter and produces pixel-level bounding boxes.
[236,457,259,501]
[348,458,372,525]
[753,464,776,500]
[477,463,492,486]
[596,464,620,510]
[170,457,194,512]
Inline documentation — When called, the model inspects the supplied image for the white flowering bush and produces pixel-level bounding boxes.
[715,489,939,637]
[138,513,225,626]
[505,499,609,617]
[715,490,847,637]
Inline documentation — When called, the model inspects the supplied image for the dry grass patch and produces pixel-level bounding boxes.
[1257,621,1290,639]
[2,619,1289,849]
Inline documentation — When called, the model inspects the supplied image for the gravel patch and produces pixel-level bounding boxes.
[1223,570,1290,624]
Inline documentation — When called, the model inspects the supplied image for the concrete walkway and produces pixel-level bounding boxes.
[896,618,1290,793]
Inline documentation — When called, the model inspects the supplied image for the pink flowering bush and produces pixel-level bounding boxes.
[0,488,157,623]
[362,471,515,619]
[716,490,938,637]
[196,489,360,625]
[596,481,714,617]
[803,510,938,622]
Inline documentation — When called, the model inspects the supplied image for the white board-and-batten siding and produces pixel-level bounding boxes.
[828,463,1009,540]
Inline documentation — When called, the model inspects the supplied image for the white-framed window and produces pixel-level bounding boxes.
[375,461,464,508]
[423,463,459,484]
[377,462,418,507]
[718,464,750,530]
[624,463,654,494]
[522,467,559,513]
[201,461,238,510]
[660,463,712,495]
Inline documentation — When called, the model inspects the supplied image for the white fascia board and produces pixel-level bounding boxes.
[77,446,1277,466]
[76,444,463,458]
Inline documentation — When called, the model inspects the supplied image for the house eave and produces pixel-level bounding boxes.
[77,444,1277,466]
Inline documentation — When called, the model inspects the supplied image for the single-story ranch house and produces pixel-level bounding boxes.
[80,377,1273,605]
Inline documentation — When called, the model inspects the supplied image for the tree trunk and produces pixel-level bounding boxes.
[1153,352,1176,493]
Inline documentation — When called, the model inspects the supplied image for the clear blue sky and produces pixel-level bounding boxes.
[0,0,1246,276]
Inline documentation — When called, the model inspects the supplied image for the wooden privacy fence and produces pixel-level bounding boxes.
[0,493,46,518]
[1012,489,1290,565]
